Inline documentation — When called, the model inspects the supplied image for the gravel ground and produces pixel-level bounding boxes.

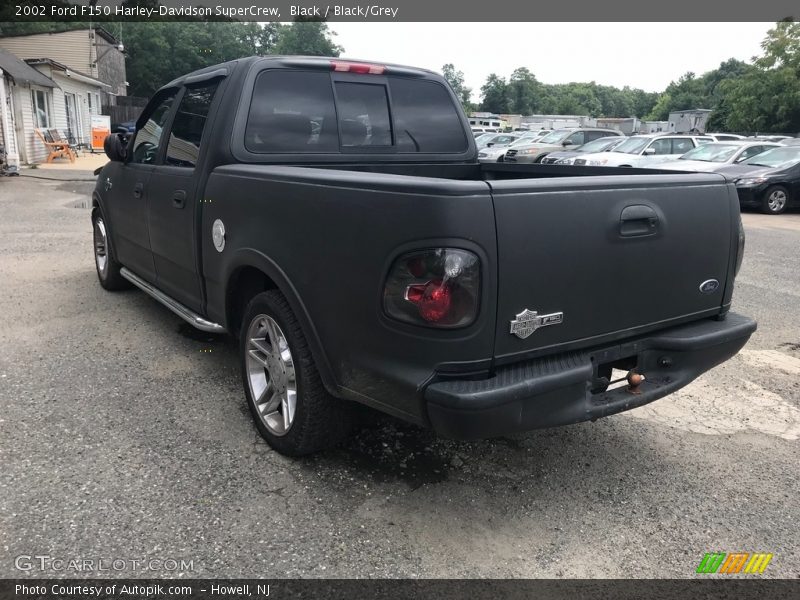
[0,173,797,579]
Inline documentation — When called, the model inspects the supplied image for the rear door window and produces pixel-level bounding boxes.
[673,138,694,154]
[585,131,612,142]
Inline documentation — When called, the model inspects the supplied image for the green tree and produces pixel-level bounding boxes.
[442,63,473,113]
[122,21,275,96]
[646,72,708,120]
[756,20,800,71]
[720,21,800,133]
[507,67,540,114]
[273,20,342,56]
[479,74,510,113]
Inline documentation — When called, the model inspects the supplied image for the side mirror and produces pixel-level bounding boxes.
[563,141,571,146]
[487,142,495,147]
[643,147,656,156]
[104,133,127,162]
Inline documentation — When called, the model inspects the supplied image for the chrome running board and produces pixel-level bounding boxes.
[120,267,226,333]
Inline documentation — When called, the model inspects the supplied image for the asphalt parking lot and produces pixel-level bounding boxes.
[0,172,798,579]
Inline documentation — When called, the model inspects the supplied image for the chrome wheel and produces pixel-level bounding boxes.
[245,314,297,436]
[93,217,108,276]
[767,189,787,213]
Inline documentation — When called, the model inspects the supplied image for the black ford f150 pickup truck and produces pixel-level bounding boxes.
[93,56,756,456]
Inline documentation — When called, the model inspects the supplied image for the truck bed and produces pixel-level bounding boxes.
[200,162,739,423]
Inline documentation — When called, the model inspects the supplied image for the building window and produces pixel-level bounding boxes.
[87,92,101,115]
[31,89,51,128]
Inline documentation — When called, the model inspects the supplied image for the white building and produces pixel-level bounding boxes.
[520,114,597,130]
[668,109,712,134]
[640,120,670,134]
[0,48,107,165]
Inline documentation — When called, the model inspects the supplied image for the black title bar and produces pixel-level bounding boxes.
[2,579,799,600]
[2,0,799,22]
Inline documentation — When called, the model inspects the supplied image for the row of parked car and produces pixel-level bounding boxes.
[474,128,800,214]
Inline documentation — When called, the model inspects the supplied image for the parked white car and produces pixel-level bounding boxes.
[574,134,714,167]
[656,141,781,172]
[706,133,746,142]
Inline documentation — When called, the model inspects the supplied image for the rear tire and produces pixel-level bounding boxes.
[761,185,789,215]
[92,208,130,291]
[240,290,354,456]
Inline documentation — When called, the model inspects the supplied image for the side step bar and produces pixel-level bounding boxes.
[120,267,226,333]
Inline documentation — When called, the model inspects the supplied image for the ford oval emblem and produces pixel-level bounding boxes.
[699,279,720,294]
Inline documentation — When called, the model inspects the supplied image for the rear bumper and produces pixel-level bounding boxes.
[425,313,756,439]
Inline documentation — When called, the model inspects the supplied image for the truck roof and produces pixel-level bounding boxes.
[163,55,439,90]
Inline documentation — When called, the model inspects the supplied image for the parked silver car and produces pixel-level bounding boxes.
[504,128,624,163]
[541,136,627,165]
[575,134,715,167]
[477,134,522,163]
[476,133,520,151]
[657,141,780,172]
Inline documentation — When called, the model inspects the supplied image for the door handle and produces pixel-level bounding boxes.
[620,204,659,237]
[172,190,186,209]
[133,183,143,199]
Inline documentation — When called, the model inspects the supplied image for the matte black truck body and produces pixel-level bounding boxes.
[92,56,755,454]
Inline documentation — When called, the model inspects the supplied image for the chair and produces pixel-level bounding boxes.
[34,129,76,163]
[50,128,81,157]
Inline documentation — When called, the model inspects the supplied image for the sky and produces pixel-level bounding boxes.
[328,23,774,101]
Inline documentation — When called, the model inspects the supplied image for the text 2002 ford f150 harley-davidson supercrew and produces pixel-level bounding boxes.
[93,57,756,456]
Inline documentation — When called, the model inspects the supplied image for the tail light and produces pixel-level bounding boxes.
[383,249,480,328]
[735,214,745,276]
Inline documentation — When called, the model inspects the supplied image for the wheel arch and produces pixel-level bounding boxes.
[90,192,119,258]
[223,249,339,396]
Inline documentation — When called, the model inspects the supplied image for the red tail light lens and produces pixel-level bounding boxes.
[384,249,480,328]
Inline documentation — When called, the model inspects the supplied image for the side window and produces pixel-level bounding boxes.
[649,138,672,154]
[165,81,220,168]
[245,70,338,153]
[673,138,694,154]
[584,131,607,142]
[132,91,177,164]
[31,89,52,128]
[565,132,585,145]
[738,146,764,162]
[334,81,392,147]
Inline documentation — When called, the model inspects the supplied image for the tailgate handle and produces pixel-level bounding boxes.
[620,205,658,237]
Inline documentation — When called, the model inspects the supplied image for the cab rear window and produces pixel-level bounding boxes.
[244,70,468,154]
[245,71,338,153]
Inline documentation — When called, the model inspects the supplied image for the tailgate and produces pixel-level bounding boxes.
[489,174,737,361]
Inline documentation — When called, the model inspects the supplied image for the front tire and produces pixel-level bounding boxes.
[92,208,130,290]
[240,290,354,456]
[761,185,789,215]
